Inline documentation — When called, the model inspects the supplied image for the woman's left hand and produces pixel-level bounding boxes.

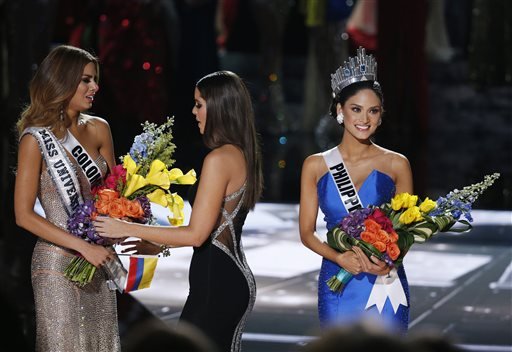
[94,216,130,238]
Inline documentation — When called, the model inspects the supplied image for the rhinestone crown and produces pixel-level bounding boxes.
[331,47,377,97]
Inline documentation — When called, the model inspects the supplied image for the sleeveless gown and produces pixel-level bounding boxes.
[31,137,120,351]
[317,169,410,333]
[180,182,256,352]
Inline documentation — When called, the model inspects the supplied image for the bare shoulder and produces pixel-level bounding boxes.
[302,152,328,181]
[206,144,238,160]
[81,113,112,144]
[204,144,244,169]
[17,133,42,167]
[18,132,40,152]
[374,144,409,165]
[82,113,110,131]
[303,152,324,169]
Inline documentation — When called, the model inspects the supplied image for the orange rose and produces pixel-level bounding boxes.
[373,241,386,252]
[389,231,399,243]
[108,198,126,218]
[94,199,111,215]
[364,219,382,234]
[377,229,391,244]
[124,199,144,219]
[387,242,401,260]
[97,188,120,202]
[361,230,378,244]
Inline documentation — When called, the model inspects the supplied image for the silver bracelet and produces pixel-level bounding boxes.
[159,244,171,257]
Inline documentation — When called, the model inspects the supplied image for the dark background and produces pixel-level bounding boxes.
[0,0,510,350]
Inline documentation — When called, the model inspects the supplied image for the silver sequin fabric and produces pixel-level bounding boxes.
[212,184,256,352]
[32,151,121,352]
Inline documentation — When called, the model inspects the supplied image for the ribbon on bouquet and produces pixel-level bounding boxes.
[364,268,408,313]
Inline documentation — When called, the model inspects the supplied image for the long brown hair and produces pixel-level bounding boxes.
[16,45,99,135]
[196,71,263,209]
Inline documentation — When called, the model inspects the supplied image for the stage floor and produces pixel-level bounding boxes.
[117,203,512,352]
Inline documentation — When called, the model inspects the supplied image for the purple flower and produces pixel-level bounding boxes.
[339,207,373,238]
[67,200,104,245]
[134,196,152,223]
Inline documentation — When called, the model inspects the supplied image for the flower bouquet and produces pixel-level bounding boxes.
[65,117,197,287]
[326,172,501,293]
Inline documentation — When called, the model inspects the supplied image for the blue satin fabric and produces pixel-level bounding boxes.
[317,169,410,333]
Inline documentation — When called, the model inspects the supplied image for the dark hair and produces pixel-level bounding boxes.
[329,80,384,118]
[196,71,263,209]
[17,45,99,135]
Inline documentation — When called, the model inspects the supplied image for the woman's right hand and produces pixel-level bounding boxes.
[336,250,363,275]
[119,239,162,255]
[352,246,390,276]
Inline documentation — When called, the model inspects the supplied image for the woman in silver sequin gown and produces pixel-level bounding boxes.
[14,45,121,351]
[95,71,263,352]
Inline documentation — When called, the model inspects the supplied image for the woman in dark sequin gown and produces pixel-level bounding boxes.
[96,71,263,352]
[14,45,120,351]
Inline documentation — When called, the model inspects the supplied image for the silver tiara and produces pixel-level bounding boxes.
[330,47,377,97]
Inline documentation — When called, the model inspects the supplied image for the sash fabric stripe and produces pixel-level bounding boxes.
[322,147,363,213]
[61,129,104,187]
[23,127,84,215]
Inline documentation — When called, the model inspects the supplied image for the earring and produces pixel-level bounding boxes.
[336,113,344,125]
[59,109,64,121]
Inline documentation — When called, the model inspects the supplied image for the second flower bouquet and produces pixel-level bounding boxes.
[326,173,500,293]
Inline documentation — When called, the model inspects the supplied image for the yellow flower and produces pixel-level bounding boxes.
[123,155,139,176]
[123,174,148,197]
[405,194,419,208]
[145,160,171,190]
[398,206,423,224]
[169,168,197,185]
[391,193,407,210]
[419,197,437,213]
[167,193,185,226]
[147,189,168,207]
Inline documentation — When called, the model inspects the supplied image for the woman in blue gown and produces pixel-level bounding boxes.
[299,47,413,334]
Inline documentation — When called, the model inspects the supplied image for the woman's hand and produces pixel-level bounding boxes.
[80,242,115,268]
[100,237,127,246]
[119,239,162,256]
[94,216,130,238]
[352,246,391,276]
[335,250,362,275]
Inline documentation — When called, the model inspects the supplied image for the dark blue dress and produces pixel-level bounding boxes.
[317,169,410,333]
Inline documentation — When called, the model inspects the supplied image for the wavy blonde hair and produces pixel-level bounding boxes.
[17,45,99,135]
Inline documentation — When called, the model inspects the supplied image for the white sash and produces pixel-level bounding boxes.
[322,146,407,313]
[322,147,363,213]
[24,127,84,215]
[61,130,103,187]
